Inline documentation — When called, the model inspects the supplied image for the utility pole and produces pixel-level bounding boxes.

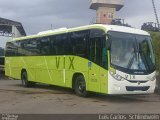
[152,0,160,28]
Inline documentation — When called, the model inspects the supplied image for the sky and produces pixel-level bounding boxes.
[0,0,160,36]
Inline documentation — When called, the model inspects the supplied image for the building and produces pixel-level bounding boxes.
[0,17,26,71]
[90,0,124,24]
[0,17,26,38]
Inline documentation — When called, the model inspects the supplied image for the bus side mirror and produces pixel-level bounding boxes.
[106,40,111,50]
[105,34,111,50]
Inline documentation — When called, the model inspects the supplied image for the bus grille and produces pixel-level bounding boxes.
[126,86,150,91]
[127,80,148,83]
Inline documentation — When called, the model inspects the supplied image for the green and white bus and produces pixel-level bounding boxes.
[5,24,156,96]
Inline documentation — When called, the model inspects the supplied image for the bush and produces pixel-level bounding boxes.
[150,32,160,72]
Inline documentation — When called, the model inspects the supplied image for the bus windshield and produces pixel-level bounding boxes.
[108,31,155,74]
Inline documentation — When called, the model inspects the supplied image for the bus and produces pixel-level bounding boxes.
[5,24,156,96]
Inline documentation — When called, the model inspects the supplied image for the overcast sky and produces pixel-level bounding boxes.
[0,0,160,35]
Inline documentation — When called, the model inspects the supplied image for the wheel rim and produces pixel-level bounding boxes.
[77,79,86,93]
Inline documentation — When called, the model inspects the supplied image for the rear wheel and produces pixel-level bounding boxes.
[21,71,35,87]
[74,75,87,97]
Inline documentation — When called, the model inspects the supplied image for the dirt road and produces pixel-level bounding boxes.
[0,78,160,114]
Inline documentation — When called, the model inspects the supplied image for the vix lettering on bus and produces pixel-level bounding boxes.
[55,57,75,70]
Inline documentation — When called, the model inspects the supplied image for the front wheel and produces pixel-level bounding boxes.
[74,75,87,97]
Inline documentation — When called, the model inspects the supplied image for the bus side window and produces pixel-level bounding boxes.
[19,40,29,56]
[50,36,57,55]
[5,42,17,56]
[40,37,51,55]
[50,34,67,55]
[16,41,23,56]
[23,39,40,56]
[70,30,88,58]
[64,34,72,55]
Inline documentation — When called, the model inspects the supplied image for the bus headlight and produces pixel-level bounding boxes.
[150,75,156,81]
[109,71,126,81]
[146,75,156,81]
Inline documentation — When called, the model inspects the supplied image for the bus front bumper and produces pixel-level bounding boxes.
[108,73,156,95]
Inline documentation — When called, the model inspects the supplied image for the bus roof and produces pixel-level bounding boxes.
[106,25,149,36]
[13,24,149,41]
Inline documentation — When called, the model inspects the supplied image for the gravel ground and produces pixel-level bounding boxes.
[0,73,160,114]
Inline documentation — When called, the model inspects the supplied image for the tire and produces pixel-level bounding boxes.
[74,75,87,97]
[21,71,35,87]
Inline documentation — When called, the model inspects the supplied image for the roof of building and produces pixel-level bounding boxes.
[0,17,26,36]
[90,0,124,11]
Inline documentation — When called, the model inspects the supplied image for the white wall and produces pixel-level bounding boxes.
[12,25,23,38]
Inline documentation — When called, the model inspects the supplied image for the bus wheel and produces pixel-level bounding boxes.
[21,71,35,87]
[74,75,87,97]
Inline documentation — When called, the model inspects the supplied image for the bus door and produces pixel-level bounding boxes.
[88,35,102,92]
[88,29,107,93]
